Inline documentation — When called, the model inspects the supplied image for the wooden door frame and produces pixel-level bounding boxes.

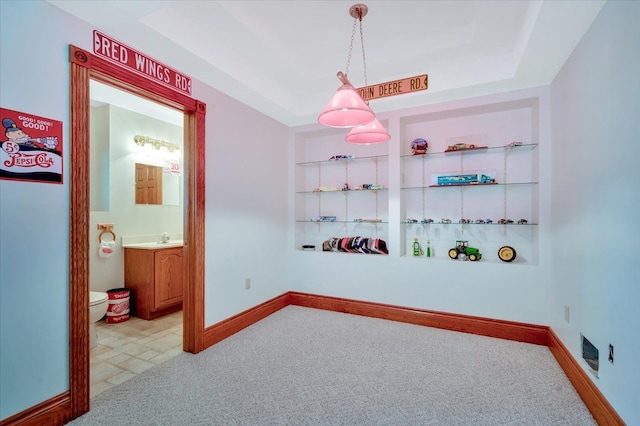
[68,45,205,419]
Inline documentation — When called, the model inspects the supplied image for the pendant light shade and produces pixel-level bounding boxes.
[345,117,390,144]
[318,82,375,128]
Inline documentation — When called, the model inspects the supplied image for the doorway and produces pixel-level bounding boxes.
[89,80,186,397]
[69,45,205,419]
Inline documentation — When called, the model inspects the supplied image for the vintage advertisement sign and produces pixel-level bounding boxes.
[93,30,192,96]
[356,74,429,101]
[1,107,63,184]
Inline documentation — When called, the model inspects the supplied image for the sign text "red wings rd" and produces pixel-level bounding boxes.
[93,31,192,96]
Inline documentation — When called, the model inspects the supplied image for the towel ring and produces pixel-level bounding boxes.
[98,229,117,244]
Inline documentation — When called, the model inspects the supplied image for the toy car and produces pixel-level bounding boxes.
[311,215,336,222]
[441,218,452,224]
[518,219,528,225]
[498,218,514,224]
[353,218,382,223]
[446,143,476,151]
[476,219,493,225]
[445,143,488,152]
[315,186,340,192]
[448,240,482,261]
[405,218,418,223]
[505,141,523,148]
[421,218,434,224]
[358,183,383,190]
[498,245,517,262]
[459,218,471,224]
[328,154,354,161]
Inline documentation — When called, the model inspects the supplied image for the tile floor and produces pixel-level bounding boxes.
[90,311,183,398]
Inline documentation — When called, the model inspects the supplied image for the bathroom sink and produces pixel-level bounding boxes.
[123,240,184,249]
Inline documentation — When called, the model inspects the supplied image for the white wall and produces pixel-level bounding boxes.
[549,1,640,424]
[0,0,289,420]
[1,1,74,419]
[89,105,184,293]
[201,81,290,324]
[289,86,553,326]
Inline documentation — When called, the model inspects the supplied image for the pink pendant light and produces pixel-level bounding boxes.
[318,72,375,128]
[318,4,387,142]
[345,117,390,144]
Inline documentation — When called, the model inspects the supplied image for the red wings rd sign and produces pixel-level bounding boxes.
[93,31,192,96]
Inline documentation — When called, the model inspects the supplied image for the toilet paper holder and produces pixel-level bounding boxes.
[97,223,116,243]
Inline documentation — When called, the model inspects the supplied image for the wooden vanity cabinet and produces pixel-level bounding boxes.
[124,247,183,320]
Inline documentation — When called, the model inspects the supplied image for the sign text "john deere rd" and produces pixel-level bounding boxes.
[356,74,428,101]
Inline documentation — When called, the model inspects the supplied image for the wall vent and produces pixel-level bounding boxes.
[581,334,599,378]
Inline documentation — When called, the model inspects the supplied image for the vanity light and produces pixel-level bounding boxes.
[133,135,180,153]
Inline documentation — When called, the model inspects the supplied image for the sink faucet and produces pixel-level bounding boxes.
[159,232,170,243]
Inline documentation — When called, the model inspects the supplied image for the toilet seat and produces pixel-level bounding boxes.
[89,291,108,306]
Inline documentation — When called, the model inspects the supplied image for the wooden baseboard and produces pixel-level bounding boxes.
[0,392,70,426]
[288,291,550,345]
[547,329,624,425]
[203,293,290,348]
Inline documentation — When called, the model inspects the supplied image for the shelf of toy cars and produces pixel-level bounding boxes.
[400,143,538,160]
[400,254,529,265]
[400,182,538,191]
[401,221,537,226]
[296,154,388,167]
[297,220,388,224]
[296,188,388,195]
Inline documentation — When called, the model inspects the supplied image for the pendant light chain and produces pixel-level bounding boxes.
[359,15,368,92]
[344,7,368,93]
[345,18,357,76]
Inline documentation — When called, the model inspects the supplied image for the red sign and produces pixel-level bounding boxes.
[356,74,428,101]
[93,30,192,96]
[169,160,181,176]
[1,107,63,184]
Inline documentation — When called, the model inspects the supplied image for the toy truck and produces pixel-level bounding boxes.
[448,240,482,261]
[436,173,495,186]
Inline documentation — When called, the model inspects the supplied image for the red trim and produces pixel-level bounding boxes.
[288,291,549,345]
[0,392,70,426]
[68,44,206,421]
[203,294,290,348]
[548,329,625,425]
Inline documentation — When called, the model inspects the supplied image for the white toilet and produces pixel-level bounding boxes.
[89,291,109,348]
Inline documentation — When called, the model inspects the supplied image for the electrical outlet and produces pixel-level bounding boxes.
[564,305,570,323]
[609,344,614,364]
[245,278,251,290]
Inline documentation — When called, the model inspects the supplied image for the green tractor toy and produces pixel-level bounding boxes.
[448,240,482,261]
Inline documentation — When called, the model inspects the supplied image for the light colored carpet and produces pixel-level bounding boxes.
[69,306,596,425]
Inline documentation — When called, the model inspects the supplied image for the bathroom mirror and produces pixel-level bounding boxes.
[90,80,183,208]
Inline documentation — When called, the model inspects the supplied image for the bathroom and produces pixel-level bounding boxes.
[88,80,185,396]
